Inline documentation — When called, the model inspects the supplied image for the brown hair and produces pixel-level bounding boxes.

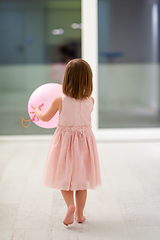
[62,58,93,99]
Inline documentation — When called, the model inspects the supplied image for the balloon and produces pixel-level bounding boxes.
[28,83,63,129]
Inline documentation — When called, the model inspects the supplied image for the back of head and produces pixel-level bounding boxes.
[62,58,93,99]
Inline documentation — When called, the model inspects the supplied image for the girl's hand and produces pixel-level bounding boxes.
[30,103,44,121]
[30,96,62,123]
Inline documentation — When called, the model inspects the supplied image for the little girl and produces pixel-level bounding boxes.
[31,59,101,226]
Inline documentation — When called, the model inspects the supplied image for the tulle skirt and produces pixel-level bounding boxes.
[42,125,101,191]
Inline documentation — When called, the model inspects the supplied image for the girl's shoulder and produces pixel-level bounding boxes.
[91,97,94,104]
[54,96,63,104]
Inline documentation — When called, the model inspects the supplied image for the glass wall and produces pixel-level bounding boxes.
[0,0,81,135]
[98,0,160,128]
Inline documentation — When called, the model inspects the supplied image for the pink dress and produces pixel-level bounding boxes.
[43,95,101,191]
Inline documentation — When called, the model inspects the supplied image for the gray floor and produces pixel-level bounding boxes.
[0,140,160,240]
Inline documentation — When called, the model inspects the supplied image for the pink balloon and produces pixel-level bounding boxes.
[28,83,63,129]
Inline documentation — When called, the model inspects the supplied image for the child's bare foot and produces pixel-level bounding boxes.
[75,213,86,223]
[63,205,75,226]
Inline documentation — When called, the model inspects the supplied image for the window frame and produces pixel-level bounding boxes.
[82,0,160,141]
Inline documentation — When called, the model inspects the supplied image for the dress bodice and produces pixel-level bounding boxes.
[58,95,93,127]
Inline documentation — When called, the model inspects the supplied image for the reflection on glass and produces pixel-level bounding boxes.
[98,0,160,128]
[0,0,81,135]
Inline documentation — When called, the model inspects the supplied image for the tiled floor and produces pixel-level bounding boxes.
[0,140,160,240]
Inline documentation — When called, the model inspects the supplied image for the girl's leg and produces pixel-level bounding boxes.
[75,190,87,223]
[61,190,75,226]
[61,190,74,208]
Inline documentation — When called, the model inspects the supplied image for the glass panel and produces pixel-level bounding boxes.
[0,0,81,135]
[98,0,160,128]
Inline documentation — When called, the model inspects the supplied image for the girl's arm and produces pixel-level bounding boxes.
[31,96,62,122]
